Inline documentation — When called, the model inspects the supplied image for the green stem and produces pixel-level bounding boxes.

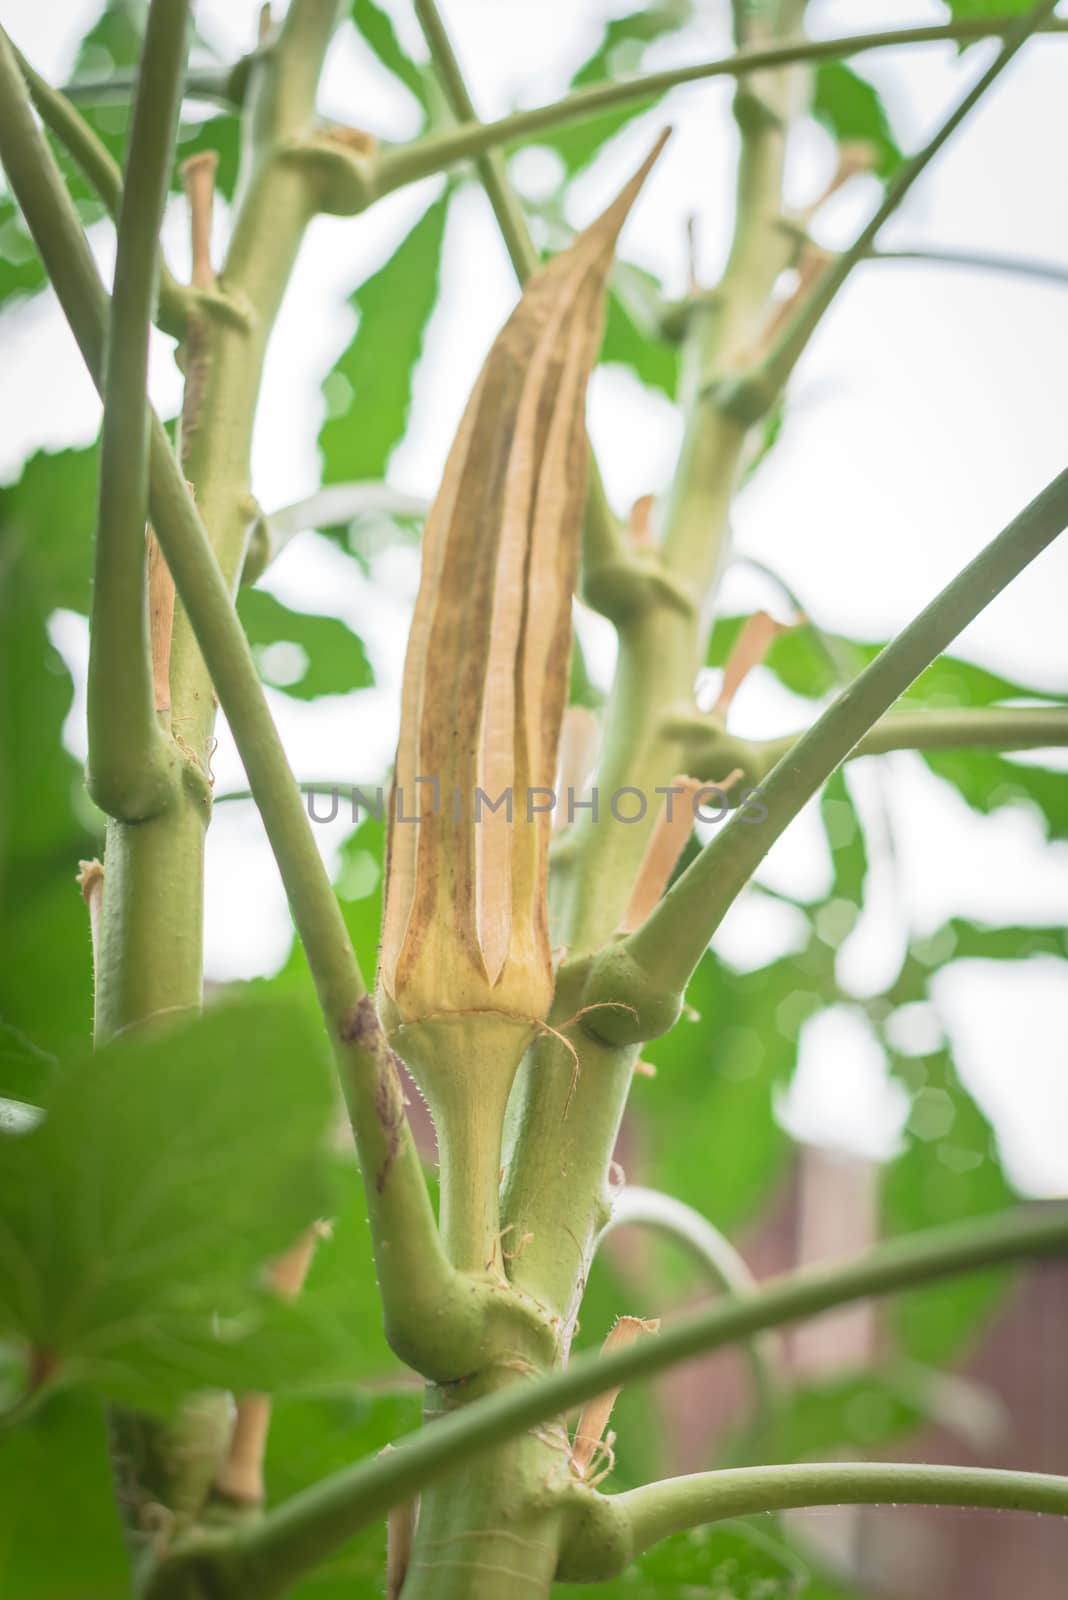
[88,0,190,824]
[413,0,537,281]
[617,463,1068,1001]
[560,1462,1068,1579]
[680,703,1068,796]
[746,0,1058,410]
[626,1461,1068,1537]
[10,35,190,334]
[94,803,208,1042]
[62,17,1068,127]
[160,1204,1068,1598]
[502,975,640,1330]
[165,0,346,759]
[63,65,239,106]
[760,705,1068,767]
[372,17,1068,198]
[870,246,1068,289]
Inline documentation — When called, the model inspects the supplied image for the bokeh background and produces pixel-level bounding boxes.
[1,3,1066,1597]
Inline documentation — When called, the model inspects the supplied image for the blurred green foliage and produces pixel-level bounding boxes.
[0,3,1065,1596]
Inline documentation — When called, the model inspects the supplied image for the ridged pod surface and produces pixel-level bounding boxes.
[379,133,669,1036]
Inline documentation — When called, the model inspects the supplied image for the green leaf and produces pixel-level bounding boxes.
[0,444,98,614]
[921,748,1068,840]
[945,0,1033,46]
[563,1520,857,1599]
[640,945,836,1230]
[0,997,336,1409]
[601,271,679,399]
[886,916,1068,1008]
[238,587,374,700]
[70,0,146,77]
[939,917,1068,963]
[0,1023,55,1109]
[319,195,449,490]
[268,1387,422,1600]
[536,2,694,180]
[708,618,1068,835]
[811,61,904,180]
[0,196,47,307]
[351,0,431,113]
[760,1366,931,1464]
[818,767,867,910]
[0,469,99,1056]
[707,616,1068,712]
[0,1392,129,1598]
[175,113,242,203]
[883,1048,1014,1365]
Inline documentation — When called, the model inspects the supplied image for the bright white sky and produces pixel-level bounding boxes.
[3,1,1066,1191]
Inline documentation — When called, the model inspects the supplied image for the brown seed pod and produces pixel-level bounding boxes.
[380,132,670,1031]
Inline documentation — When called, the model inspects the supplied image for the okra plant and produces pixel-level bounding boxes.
[2,1,1068,1597]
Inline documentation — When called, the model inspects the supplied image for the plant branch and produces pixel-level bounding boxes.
[413,0,536,279]
[61,17,1068,127]
[63,65,239,107]
[87,0,190,824]
[266,482,431,538]
[759,705,1068,768]
[0,20,475,1382]
[167,1204,1068,1598]
[614,462,1068,1000]
[245,481,431,578]
[589,1462,1068,1576]
[10,36,189,334]
[870,245,1068,289]
[372,17,1068,198]
[744,0,1058,408]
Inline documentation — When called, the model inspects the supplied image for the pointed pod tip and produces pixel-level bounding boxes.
[617,124,668,198]
[585,125,673,254]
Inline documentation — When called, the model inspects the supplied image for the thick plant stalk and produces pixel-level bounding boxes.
[87,0,190,823]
